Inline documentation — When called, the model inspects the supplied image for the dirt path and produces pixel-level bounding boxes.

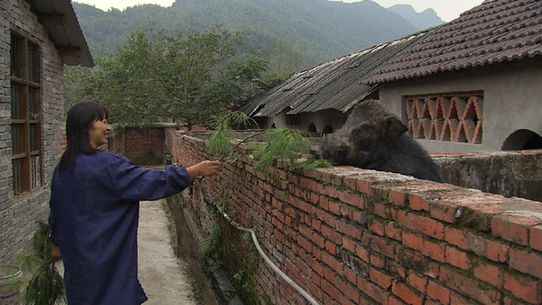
[138,200,197,305]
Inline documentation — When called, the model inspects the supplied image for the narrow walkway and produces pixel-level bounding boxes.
[138,200,197,305]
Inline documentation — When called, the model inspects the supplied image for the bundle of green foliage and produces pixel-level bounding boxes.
[16,222,64,305]
[207,111,331,172]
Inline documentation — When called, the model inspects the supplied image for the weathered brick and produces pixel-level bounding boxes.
[369,219,385,236]
[503,272,542,304]
[397,211,444,240]
[392,281,423,305]
[422,239,446,263]
[387,296,406,305]
[344,268,357,285]
[509,248,542,280]
[375,237,397,258]
[449,292,471,305]
[530,225,542,252]
[403,231,424,252]
[440,266,501,305]
[321,223,342,244]
[385,222,402,241]
[388,190,406,207]
[373,201,391,219]
[337,189,365,209]
[342,236,356,252]
[370,254,386,269]
[297,235,313,253]
[473,260,503,288]
[430,201,459,223]
[408,193,430,212]
[321,277,342,302]
[355,244,370,263]
[357,277,387,304]
[503,296,530,305]
[426,281,451,305]
[484,239,510,263]
[370,268,393,289]
[492,213,542,246]
[325,240,337,255]
[406,271,427,294]
[466,231,510,263]
[322,251,344,273]
[331,276,359,304]
[336,221,363,240]
[445,246,471,270]
[444,227,468,250]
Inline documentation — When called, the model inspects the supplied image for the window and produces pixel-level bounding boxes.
[403,92,483,144]
[285,114,301,126]
[10,32,42,194]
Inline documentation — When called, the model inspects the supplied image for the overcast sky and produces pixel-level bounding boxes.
[74,0,485,22]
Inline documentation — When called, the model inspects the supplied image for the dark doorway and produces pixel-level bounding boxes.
[502,129,542,150]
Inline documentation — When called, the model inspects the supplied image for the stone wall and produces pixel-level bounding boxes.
[0,0,65,263]
[168,129,542,305]
[434,150,542,202]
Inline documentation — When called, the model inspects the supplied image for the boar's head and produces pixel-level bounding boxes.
[320,100,407,168]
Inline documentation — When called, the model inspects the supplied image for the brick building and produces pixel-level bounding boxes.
[0,0,92,263]
[367,0,542,152]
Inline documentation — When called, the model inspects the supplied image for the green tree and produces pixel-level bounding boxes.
[65,27,275,127]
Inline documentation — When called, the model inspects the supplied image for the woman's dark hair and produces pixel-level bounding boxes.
[58,102,109,173]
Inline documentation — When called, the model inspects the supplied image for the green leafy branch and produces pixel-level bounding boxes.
[16,222,65,305]
[207,112,331,173]
[207,111,258,163]
[253,128,332,172]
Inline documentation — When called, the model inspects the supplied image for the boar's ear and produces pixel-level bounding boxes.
[384,116,408,138]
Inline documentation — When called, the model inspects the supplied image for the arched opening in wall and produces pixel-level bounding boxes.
[323,125,333,134]
[502,129,542,150]
[253,117,271,129]
[307,123,317,133]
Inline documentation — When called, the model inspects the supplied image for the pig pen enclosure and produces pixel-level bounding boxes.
[112,127,542,305]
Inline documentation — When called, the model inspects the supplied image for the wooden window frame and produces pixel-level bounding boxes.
[10,30,43,195]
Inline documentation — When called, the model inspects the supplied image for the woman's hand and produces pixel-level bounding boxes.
[51,245,62,262]
[187,160,221,179]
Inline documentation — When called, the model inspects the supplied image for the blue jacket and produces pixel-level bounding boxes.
[48,151,191,305]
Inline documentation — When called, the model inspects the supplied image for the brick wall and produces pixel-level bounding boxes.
[108,125,180,165]
[0,0,65,263]
[168,129,542,305]
[433,150,542,202]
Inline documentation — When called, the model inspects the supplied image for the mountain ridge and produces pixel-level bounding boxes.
[73,0,443,67]
[388,4,443,30]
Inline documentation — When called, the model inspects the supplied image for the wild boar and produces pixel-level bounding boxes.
[317,100,442,182]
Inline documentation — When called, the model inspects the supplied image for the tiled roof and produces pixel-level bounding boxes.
[366,0,542,84]
[240,31,426,117]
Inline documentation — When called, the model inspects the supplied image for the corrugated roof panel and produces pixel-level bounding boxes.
[243,30,428,117]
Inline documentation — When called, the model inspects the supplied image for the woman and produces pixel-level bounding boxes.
[48,102,220,305]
